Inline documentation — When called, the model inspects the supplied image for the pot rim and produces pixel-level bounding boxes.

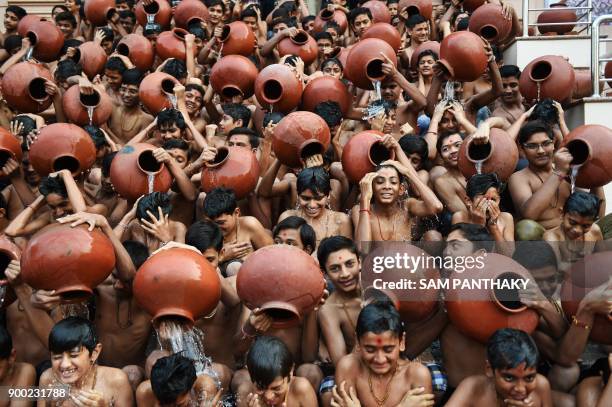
[465,137,493,165]
[437,59,455,79]
[0,148,18,162]
[79,88,102,109]
[260,301,301,322]
[151,309,196,326]
[489,271,529,314]
[479,24,500,41]
[529,60,553,83]
[221,85,245,99]
[137,149,165,176]
[365,57,388,82]
[220,24,232,43]
[565,138,592,167]
[319,9,334,19]
[204,146,230,169]
[368,139,395,167]
[291,30,310,46]
[52,154,83,177]
[172,27,189,39]
[55,285,94,303]
[143,0,161,15]
[298,139,326,162]
[28,77,51,103]
[261,78,284,104]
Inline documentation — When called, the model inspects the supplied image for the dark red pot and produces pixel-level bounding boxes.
[84,0,116,26]
[1,62,53,114]
[62,85,113,127]
[572,68,593,100]
[313,9,348,34]
[519,55,575,103]
[537,3,577,35]
[329,46,350,69]
[156,28,196,61]
[345,38,397,90]
[462,0,486,13]
[445,253,539,344]
[341,130,395,183]
[139,72,180,115]
[254,64,304,113]
[0,128,23,176]
[468,3,513,44]
[362,1,391,24]
[17,14,41,37]
[301,76,351,116]
[398,0,433,20]
[277,30,319,66]
[272,111,331,168]
[561,125,612,188]
[220,21,255,56]
[26,19,64,63]
[135,0,172,28]
[237,245,326,328]
[457,128,518,182]
[210,55,258,99]
[410,40,440,70]
[0,235,20,309]
[74,42,107,79]
[174,0,209,29]
[21,224,115,302]
[439,31,488,82]
[134,247,221,324]
[116,34,155,73]
[201,146,260,200]
[362,23,402,52]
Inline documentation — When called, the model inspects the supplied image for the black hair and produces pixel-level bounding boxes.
[150,353,197,404]
[314,31,333,42]
[356,301,403,339]
[105,56,128,73]
[301,15,316,29]
[186,220,224,253]
[203,187,237,219]
[6,5,27,19]
[118,9,136,22]
[55,59,82,82]
[321,57,343,71]
[517,120,553,145]
[13,115,36,139]
[399,135,428,163]
[499,64,521,79]
[136,192,173,221]
[228,127,260,148]
[436,131,465,155]
[487,328,539,371]
[3,35,22,55]
[99,26,114,43]
[349,7,372,26]
[449,223,494,252]
[60,38,83,58]
[240,7,258,20]
[187,22,206,40]
[55,11,77,27]
[247,336,294,389]
[317,236,358,271]
[101,152,117,178]
[208,0,227,13]
[273,216,316,252]
[272,16,293,29]
[512,241,558,271]
[185,83,205,99]
[465,173,501,200]
[162,138,189,152]
[324,21,342,35]
[121,68,144,86]
[564,191,601,219]
[83,125,108,149]
[0,325,12,359]
[406,14,427,29]
[457,17,469,31]
[161,59,188,81]
[52,5,70,16]
[417,49,438,65]
[48,317,98,354]
[123,240,149,269]
[222,103,251,126]
[529,99,559,126]
[39,176,68,198]
[263,111,285,128]
[157,108,186,130]
[296,167,331,196]
[313,101,343,129]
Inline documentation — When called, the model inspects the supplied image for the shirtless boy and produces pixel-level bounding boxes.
[0,325,36,407]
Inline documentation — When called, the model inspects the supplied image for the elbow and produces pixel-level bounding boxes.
[4,228,17,238]
[432,201,444,214]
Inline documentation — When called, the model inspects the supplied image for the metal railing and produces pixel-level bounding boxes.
[522,0,593,37]
[591,14,612,97]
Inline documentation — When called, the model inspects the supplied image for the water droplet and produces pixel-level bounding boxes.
[570,164,582,193]
[536,82,542,102]
[86,106,95,125]
[146,172,155,194]
[444,81,455,102]
[0,285,6,308]
[475,159,484,175]
[372,80,382,101]
[167,94,178,109]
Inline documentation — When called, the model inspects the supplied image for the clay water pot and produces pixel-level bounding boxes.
[341,130,396,183]
[438,31,488,82]
[468,4,513,45]
[519,55,575,103]
[537,3,577,35]
[220,21,255,56]
[174,0,209,29]
[457,128,518,182]
[156,28,197,61]
[0,235,20,309]
[26,19,64,63]
[561,125,612,189]
[362,1,391,24]
[135,0,172,28]
[398,0,433,20]
[84,0,116,26]
[445,253,539,344]
[0,128,23,175]
[271,111,331,168]
[301,76,351,116]
[62,85,113,126]
[514,219,545,241]
[572,68,593,100]
[116,34,155,73]
[254,64,303,113]
[313,9,348,34]
[201,146,260,200]
[110,143,173,202]
[362,23,402,52]
[462,0,486,13]
[210,55,258,99]
[345,38,397,90]
[1,62,53,114]
[17,14,41,37]
[139,72,180,115]
[29,123,96,177]
[410,40,440,70]
[20,224,116,302]
[277,30,319,66]
[329,47,349,68]
[561,252,612,345]
[237,245,326,328]
[134,247,221,324]
[73,42,107,79]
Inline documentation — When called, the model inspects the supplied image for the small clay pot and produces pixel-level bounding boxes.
[519,55,575,103]
[62,85,113,127]
[537,3,577,35]
[84,0,116,26]
[345,38,397,90]
[110,143,173,201]
[277,30,319,66]
[74,42,108,79]
[571,68,593,100]
[116,34,155,73]
[272,111,331,168]
[201,147,260,200]
[17,14,42,37]
[174,0,209,29]
[237,245,326,328]
[301,75,352,116]
[1,62,53,114]
[135,0,172,28]
[468,3,513,45]
[220,21,255,56]
[156,28,197,61]
[313,9,348,34]
[254,64,304,113]
[139,72,180,115]
[398,0,433,20]
[341,130,395,183]
[457,128,518,182]
[362,1,391,24]
[0,235,20,309]
[462,0,486,13]
[210,55,258,100]
[0,128,23,175]
[439,31,488,82]
[29,123,97,177]
[410,40,440,71]
[561,125,612,189]
[26,19,64,63]
[329,47,350,69]
[362,23,402,52]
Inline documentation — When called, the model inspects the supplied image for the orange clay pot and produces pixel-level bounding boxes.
[438,31,488,82]
[0,235,20,309]
[362,1,391,24]
[201,146,260,200]
[220,21,255,57]
[537,3,577,35]
[134,247,221,324]
[561,125,612,189]
[445,253,540,344]
[345,38,397,90]
[135,0,172,28]
[0,128,23,175]
[156,28,197,61]
[362,23,402,52]
[25,19,64,63]
[174,0,209,29]
[468,3,513,45]
[329,46,350,69]
[74,42,107,79]
[313,9,348,34]
[139,72,180,115]
[237,245,326,328]
[341,130,396,183]
[62,85,113,126]
[398,0,433,20]
[210,55,259,99]
[410,40,440,70]
[561,252,612,345]
[462,0,486,13]
[277,30,319,66]
[84,0,116,26]
[17,14,42,37]
[571,68,593,100]
[1,62,53,114]
[29,123,96,177]
[457,128,519,182]
[20,224,115,302]
[110,143,173,201]
[519,55,575,103]
[254,64,303,113]
[301,75,352,116]
[116,34,155,73]
[271,111,331,168]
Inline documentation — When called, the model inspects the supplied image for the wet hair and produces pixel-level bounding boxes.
[283,55,300,68]
[296,167,331,196]
[6,5,27,19]
[324,21,342,36]
[203,187,237,219]
[118,9,136,23]
[465,173,502,200]
[55,59,82,82]
[436,131,465,155]
[99,26,114,43]
[4,35,22,55]
[162,138,189,152]
[240,7,257,20]
[60,38,83,58]
[222,103,251,126]
[314,31,333,42]
[143,23,162,36]
[263,111,285,127]
[457,17,470,31]
[314,101,343,129]
[407,14,427,29]
[185,83,205,99]
[487,328,539,371]
[349,7,372,26]
[272,16,292,30]
[48,317,98,354]
[529,99,559,126]
[52,5,70,16]
[0,325,12,359]
[417,49,438,65]
[321,57,343,72]
[39,176,68,198]
[121,68,144,86]
[317,236,358,272]
[161,59,187,81]
[247,336,294,389]
[55,11,77,27]
[105,56,128,73]
[208,0,226,13]
[517,120,553,145]
[356,301,403,339]
[512,241,558,271]
[123,240,149,269]
[499,64,521,79]
[83,125,108,149]
[150,353,197,404]
[101,152,117,178]
[564,191,601,219]
[157,108,186,130]
[301,15,316,30]
[187,22,206,40]
[186,220,224,252]
[228,127,260,149]
[13,115,36,139]
[449,223,494,252]
[136,192,173,221]
[273,216,316,252]
[399,135,428,164]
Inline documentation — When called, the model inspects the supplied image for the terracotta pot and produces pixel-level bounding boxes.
[514,219,545,241]
[572,68,593,100]
[220,21,255,56]
[210,55,258,99]
[439,31,488,82]
[17,14,42,37]
[519,55,575,103]
[398,0,433,20]
[254,64,304,113]
[135,0,172,28]
[21,224,116,302]
[468,4,513,45]
[74,42,107,79]
[0,128,23,175]
[84,0,116,26]
[329,47,349,69]
[271,111,331,168]
[462,0,486,13]
[116,34,155,73]
[29,124,96,176]
[62,85,113,127]
[561,125,612,189]
[362,1,391,24]
[313,9,348,34]
[156,28,197,61]
[134,247,221,323]
[410,40,440,70]
[277,30,319,66]
[237,245,326,328]
[110,143,173,201]
[1,62,53,114]
[201,146,260,200]
[341,130,396,183]
[0,235,20,309]
[561,252,612,345]
[26,19,64,63]
[362,23,402,52]
[445,253,539,344]
[345,38,397,90]
[301,75,351,116]
[457,128,518,182]
[139,72,180,115]
[537,3,577,35]
[174,0,209,29]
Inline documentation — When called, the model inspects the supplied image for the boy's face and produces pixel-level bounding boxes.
[325,248,360,293]
[490,363,537,403]
[443,229,476,260]
[358,331,404,376]
[166,148,189,170]
[373,167,402,205]
[219,114,239,136]
[56,19,75,38]
[274,228,306,251]
[317,38,333,57]
[46,193,74,219]
[561,212,595,241]
[439,133,462,168]
[228,134,253,150]
[352,13,372,37]
[501,76,520,104]
[254,375,290,406]
[530,265,560,298]
[104,69,123,91]
[51,345,100,385]
[408,22,429,44]
[120,16,135,33]
[158,122,182,141]
[202,248,220,268]
[210,210,238,236]
[243,16,257,33]
[101,39,114,55]
[521,133,554,169]
[4,11,19,31]
[185,89,203,115]
[120,83,139,107]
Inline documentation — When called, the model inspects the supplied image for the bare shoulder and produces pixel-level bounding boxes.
[336,353,361,375]
[135,380,154,406]
[292,376,315,394]
[535,374,551,393]
[543,227,560,241]
[241,216,266,230]
[278,210,295,222]
[403,361,431,383]
[509,167,531,184]
[99,365,130,387]
[39,368,53,386]
[15,362,36,386]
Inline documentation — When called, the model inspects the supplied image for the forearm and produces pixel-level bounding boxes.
[408,172,443,214]
[261,33,285,57]
[301,312,319,363]
[425,76,443,116]
[168,162,197,201]
[257,159,282,198]
[395,74,426,109]
[0,48,27,75]
[127,122,154,145]
[102,223,136,282]
[114,214,134,239]
[186,43,196,80]
[10,176,37,206]
[536,302,568,340]
[51,94,66,123]
[555,305,594,366]
[521,176,564,220]
[355,208,372,249]
[63,174,87,212]
[5,198,42,237]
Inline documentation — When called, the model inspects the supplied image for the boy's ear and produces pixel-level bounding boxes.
[234,207,241,217]
[399,331,406,353]
[484,360,494,378]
